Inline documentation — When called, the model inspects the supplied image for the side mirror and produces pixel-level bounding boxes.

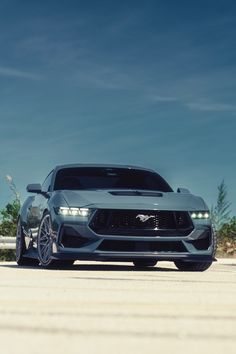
[27,183,42,194]
[177,187,190,194]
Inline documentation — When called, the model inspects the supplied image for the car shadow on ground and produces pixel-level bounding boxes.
[0,262,178,272]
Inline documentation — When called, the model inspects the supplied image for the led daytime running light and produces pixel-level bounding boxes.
[58,207,89,217]
[191,211,210,219]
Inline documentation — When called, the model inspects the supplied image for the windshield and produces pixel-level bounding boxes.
[54,167,173,192]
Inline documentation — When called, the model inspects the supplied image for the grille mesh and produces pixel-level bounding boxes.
[90,209,193,236]
[98,240,187,252]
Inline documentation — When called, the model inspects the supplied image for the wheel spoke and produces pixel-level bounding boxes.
[40,229,47,236]
[41,241,50,260]
[39,235,49,242]
[38,215,53,264]
[45,242,52,259]
[40,240,50,251]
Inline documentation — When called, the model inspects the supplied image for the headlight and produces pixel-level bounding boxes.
[57,207,90,217]
[190,211,210,220]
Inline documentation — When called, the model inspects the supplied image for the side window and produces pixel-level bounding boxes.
[42,171,53,192]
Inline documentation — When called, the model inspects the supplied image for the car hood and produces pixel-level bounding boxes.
[57,189,208,211]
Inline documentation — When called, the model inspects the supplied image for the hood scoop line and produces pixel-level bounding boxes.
[109,191,163,197]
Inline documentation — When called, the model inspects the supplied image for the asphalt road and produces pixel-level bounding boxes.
[0,259,236,354]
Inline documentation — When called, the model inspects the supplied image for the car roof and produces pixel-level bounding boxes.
[54,163,155,173]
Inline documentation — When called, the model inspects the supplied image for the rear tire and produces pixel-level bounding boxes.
[133,259,157,268]
[174,260,212,272]
[16,219,38,266]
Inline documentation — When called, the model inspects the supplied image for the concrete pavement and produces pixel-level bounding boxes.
[0,259,236,354]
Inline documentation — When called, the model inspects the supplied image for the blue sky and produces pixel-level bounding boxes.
[0,0,235,214]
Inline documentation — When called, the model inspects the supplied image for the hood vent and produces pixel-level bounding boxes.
[109,191,163,197]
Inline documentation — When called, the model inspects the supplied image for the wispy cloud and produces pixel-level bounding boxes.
[148,91,236,113]
[185,101,236,112]
[149,93,236,113]
[0,66,41,80]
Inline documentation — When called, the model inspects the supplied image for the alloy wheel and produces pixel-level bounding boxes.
[16,219,24,262]
[38,214,54,266]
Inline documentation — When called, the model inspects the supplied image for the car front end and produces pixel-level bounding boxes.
[50,190,216,264]
[19,164,216,271]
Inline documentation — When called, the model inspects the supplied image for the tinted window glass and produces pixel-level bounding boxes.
[54,167,172,192]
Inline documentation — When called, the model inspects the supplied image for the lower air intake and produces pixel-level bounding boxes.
[60,226,89,248]
[98,240,187,252]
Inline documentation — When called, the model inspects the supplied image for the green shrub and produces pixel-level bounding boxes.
[216,217,236,256]
[0,250,16,261]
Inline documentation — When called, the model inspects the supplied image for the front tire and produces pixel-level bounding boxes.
[174,260,212,272]
[174,229,216,272]
[37,213,58,268]
[37,213,74,269]
[16,219,38,266]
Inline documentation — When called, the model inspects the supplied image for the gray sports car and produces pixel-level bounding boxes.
[16,164,216,271]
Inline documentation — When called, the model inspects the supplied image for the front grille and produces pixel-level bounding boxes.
[98,240,187,252]
[90,209,193,236]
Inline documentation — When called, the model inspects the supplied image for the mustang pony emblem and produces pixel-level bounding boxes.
[136,214,155,222]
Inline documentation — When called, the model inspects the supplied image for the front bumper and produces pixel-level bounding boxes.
[51,221,216,263]
[52,251,216,263]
